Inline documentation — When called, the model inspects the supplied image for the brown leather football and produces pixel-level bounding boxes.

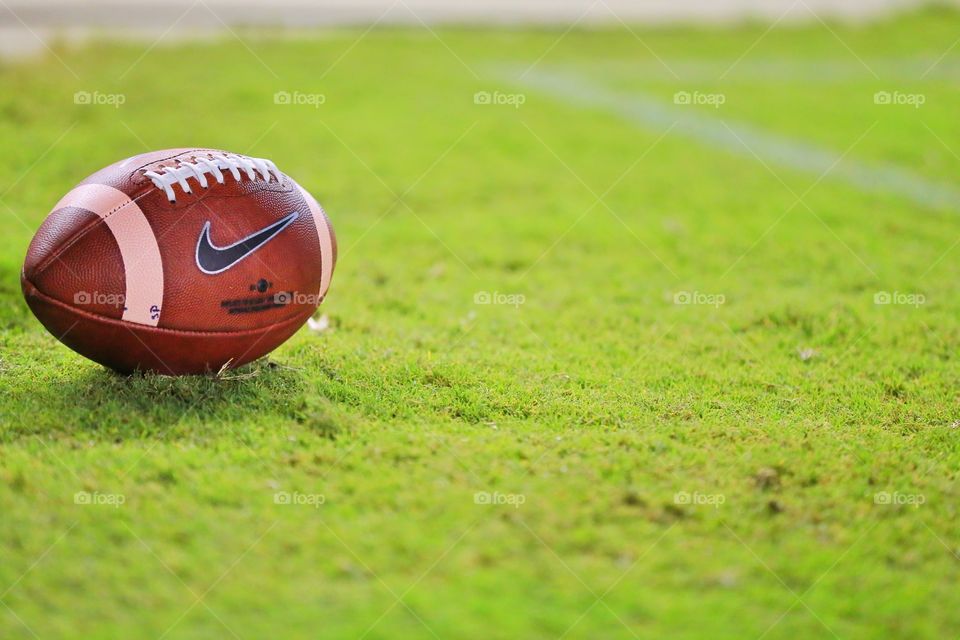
[21,148,337,375]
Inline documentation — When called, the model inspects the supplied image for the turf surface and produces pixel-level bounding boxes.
[2,6,960,639]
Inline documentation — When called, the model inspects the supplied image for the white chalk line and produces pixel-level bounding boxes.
[505,66,960,214]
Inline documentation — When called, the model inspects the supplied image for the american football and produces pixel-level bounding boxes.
[20,148,336,375]
[5,1,960,638]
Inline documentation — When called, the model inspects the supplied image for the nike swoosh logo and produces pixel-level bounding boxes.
[195,211,300,274]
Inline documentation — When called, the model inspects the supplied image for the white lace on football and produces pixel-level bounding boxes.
[143,153,283,202]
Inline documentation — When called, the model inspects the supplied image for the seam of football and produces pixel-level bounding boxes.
[30,149,229,277]
[31,176,291,278]
[30,191,153,276]
[25,279,313,337]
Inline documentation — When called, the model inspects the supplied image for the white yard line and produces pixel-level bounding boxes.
[511,66,960,214]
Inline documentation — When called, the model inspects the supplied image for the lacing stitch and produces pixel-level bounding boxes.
[143,153,283,202]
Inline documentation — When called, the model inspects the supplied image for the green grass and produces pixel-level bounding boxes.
[3,7,960,638]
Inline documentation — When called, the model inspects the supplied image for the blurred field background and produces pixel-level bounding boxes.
[2,1,960,638]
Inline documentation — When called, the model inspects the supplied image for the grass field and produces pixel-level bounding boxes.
[2,6,960,638]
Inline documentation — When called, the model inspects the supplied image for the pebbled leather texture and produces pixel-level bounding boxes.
[21,148,335,375]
